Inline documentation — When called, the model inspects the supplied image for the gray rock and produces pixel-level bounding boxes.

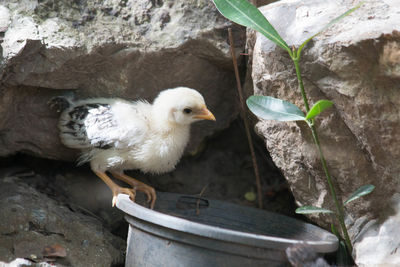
[247,0,400,264]
[0,175,125,266]
[353,194,400,266]
[0,0,244,160]
[286,244,330,267]
[0,258,53,267]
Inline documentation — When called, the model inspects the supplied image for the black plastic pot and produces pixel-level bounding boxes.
[116,192,338,267]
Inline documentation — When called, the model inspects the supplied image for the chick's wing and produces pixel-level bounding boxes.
[59,99,149,150]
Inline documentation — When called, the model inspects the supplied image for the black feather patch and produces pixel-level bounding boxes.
[97,141,112,150]
[62,102,116,150]
[68,106,89,120]
[68,103,111,121]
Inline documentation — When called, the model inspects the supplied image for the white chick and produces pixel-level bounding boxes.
[50,87,216,208]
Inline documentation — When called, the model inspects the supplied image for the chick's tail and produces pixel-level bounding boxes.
[48,96,73,113]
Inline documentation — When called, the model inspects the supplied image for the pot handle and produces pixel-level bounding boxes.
[176,196,209,210]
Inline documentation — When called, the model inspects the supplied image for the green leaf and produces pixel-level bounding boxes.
[336,240,353,266]
[295,206,334,214]
[331,225,353,264]
[331,223,339,237]
[244,191,257,202]
[212,0,290,53]
[247,95,305,121]
[344,184,375,205]
[297,2,364,57]
[305,100,333,120]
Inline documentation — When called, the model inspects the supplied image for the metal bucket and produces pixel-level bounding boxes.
[116,192,338,267]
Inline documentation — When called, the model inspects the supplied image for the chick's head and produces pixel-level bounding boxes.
[153,87,215,126]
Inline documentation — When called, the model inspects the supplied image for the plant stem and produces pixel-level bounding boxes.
[310,126,353,253]
[293,58,310,112]
[228,28,263,209]
[292,55,353,253]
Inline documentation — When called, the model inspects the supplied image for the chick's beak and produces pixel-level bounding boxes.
[194,106,216,121]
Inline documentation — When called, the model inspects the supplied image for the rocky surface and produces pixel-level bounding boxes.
[353,193,400,266]
[0,170,125,266]
[0,0,245,160]
[248,0,400,264]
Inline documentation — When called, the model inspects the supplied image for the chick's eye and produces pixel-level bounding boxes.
[183,108,192,114]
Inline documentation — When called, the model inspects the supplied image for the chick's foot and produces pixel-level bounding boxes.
[93,170,137,207]
[110,171,157,209]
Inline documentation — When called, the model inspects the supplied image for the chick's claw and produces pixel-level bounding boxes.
[111,187,136,207]
[134,184,156,209]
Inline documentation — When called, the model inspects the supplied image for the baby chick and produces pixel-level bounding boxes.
[51,87,215,208]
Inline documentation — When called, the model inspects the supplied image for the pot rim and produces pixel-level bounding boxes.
[116,194,338,253]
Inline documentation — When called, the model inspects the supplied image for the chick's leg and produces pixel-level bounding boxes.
[110,171,156,209]
[93,171,136,207]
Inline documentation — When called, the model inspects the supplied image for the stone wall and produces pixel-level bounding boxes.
[247,0,400,264]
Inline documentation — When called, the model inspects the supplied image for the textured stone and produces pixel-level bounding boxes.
[0,175,125,266]
[353,194,400,266]
[0,258,53,267]
[248,0,400,263]
[0,0,245,160]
